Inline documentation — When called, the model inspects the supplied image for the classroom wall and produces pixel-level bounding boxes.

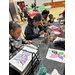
[53,0,65,2]
[36,0,52,6]
[15,0,34,7]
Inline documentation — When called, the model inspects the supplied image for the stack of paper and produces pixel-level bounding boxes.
[47,25,58,29]
[9,44,38,73]
[53,37,65,43]
[51,69,60,75]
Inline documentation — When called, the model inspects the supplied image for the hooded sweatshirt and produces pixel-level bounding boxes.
[24,21,47,40]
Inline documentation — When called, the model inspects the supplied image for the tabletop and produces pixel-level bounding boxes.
[9,21,65,75]
[32,22,65,75]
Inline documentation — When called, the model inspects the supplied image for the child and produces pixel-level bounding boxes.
[36,6,41,13]
[57,11,65,24]
[9,21,32,53]
[24,6,28,18]
[25,13,50,40]
[40,10,51,28]
[57,11,65,20]
[48,14,55,23]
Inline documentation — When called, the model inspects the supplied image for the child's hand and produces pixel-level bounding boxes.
[46,30,50,34]
[53,17,55,19]
[47,23,52,26]
[27,40,32,44]
[39,30,44,35]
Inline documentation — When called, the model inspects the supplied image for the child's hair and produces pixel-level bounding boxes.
[49,14,53,17]
[9,21,21,32]
[62,11,65,15]
[33,13,42,22]
[42,10,49,15]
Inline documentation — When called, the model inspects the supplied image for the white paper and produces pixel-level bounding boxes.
[47,25,58,29]
[46,48,65,63]
[54,31,61,34]
[23,44,38,53]
[53,37,65,42]
[24,44,38,50]
[51,69,60,75]
[39,34,44,37]
[54,19,59,22]
[58,15,63,18]
[9,46,38,72]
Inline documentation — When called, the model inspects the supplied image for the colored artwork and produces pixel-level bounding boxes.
[46,48,65,63]
[9,46,37,72]
[14,50,31,65]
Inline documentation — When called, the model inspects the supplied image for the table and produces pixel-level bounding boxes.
[9,22,65,75]
[31,22,65,75]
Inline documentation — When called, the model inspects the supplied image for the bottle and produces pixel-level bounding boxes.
[44,33,48,43]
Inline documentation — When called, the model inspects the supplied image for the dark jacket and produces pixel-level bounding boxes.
[48,19,53,23]
[24,9,28,18]
[24,21,47,40]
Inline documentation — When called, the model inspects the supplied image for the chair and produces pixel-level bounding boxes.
[21,24,27,38]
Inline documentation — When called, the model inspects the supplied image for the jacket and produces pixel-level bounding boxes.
[9,34,27,53]
[24,21,47,40]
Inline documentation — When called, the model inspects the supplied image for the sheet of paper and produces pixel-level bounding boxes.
[24,44,38,50]
[9,50,32,72]
[23,44,38,53]
[46,48,65,63]
[39,34,44,37]
[9,46,38,72]
[46,73,50,75]
[47,25,58,29]
[51,69,60,75]
[53,37,65,42]
[58,15,63,18]
[54,31,61,34]
[54,19,59,22]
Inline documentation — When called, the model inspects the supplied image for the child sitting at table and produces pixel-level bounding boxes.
[25,13,50,40]
[57,11,65,20]
[9,21,32,53]
[40,10,51,28]
[48,14,55,23]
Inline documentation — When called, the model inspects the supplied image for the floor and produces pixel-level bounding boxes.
[20,6,65,39]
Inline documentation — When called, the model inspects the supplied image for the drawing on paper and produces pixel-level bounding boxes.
[14,50,31,65]
[46,48,65,63]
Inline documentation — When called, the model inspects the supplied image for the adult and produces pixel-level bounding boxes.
[17,2,23,21]
[31,4,34,8]
[21,3,25,11]
[24,6,28,18]
[34,3,36,7]
[36,6,41,13]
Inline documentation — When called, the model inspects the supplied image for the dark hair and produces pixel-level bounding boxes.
[9,21,21,32]
[33,13,41,22]
[62,11,65,15]
[49,14,53,17]
[42,10,49,15]
[26,5,28,6]
[17,2,19,5]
